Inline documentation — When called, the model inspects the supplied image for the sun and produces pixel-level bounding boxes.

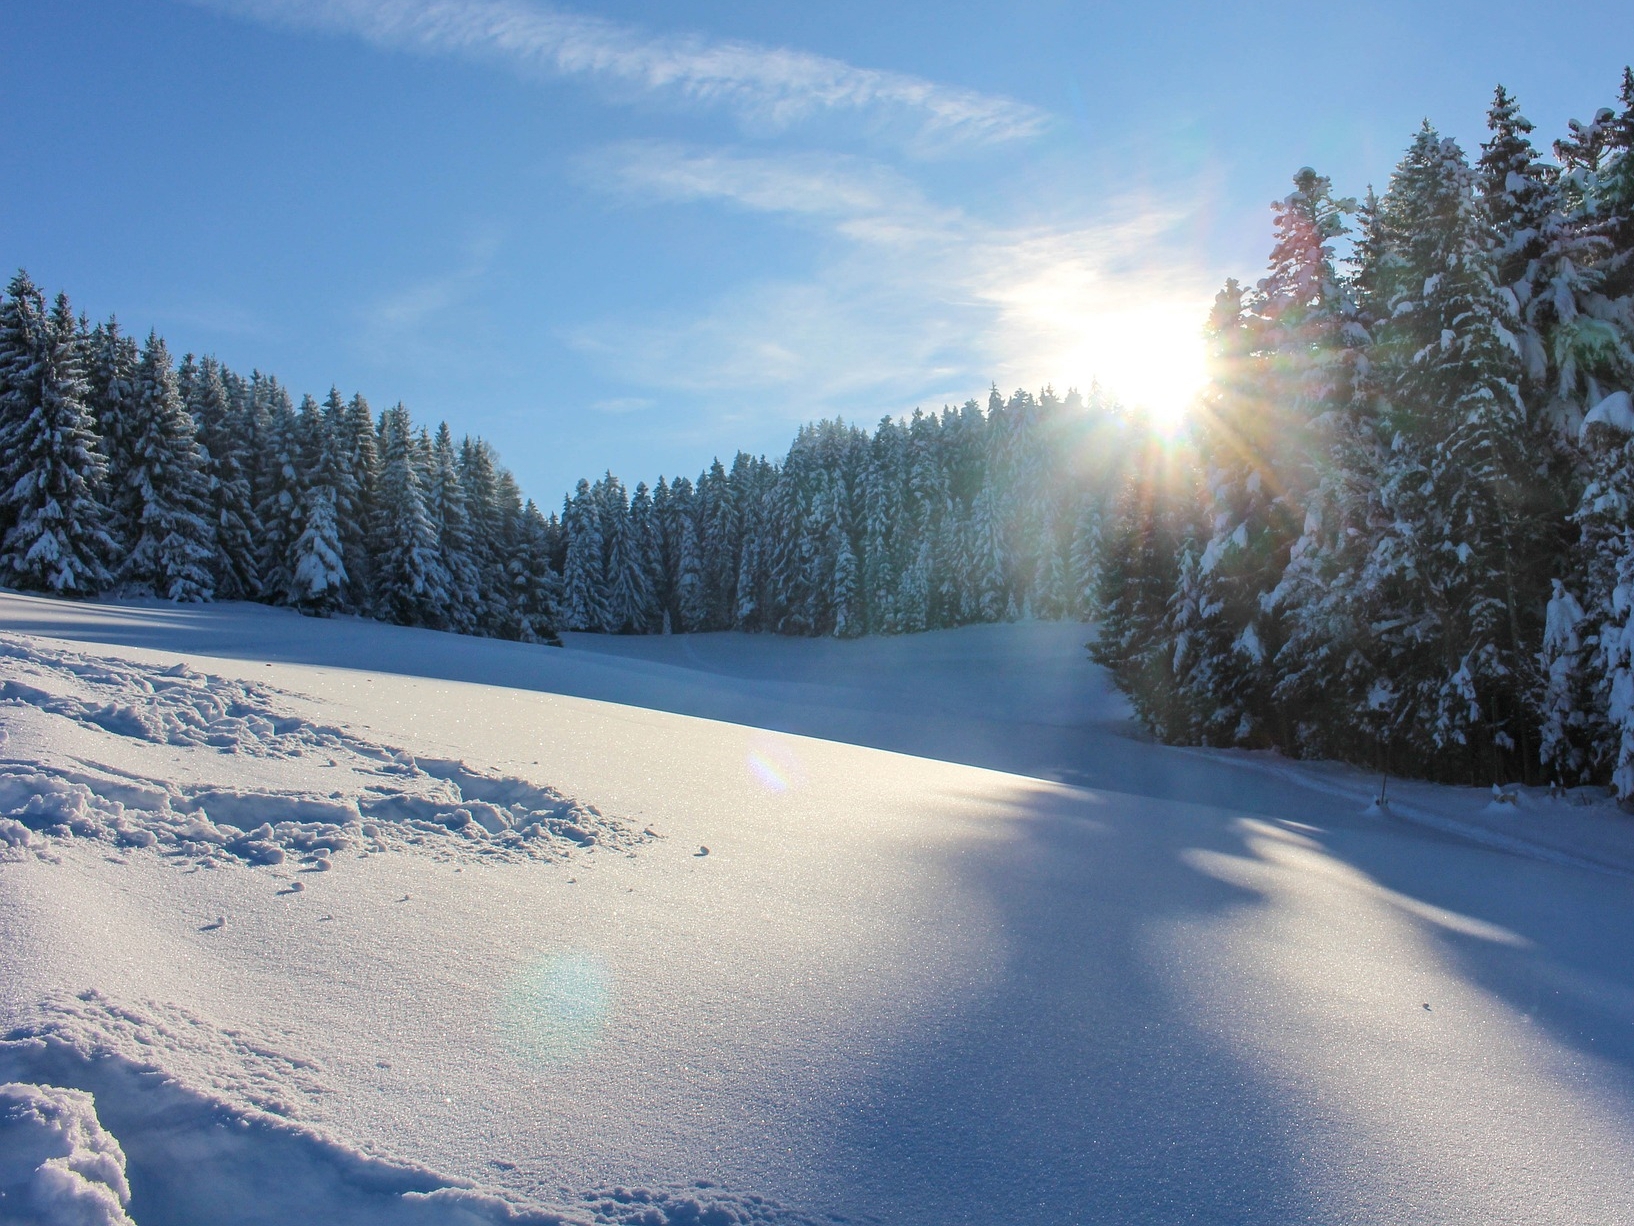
[1091,303,1208,435]
[1047,298,1209,437]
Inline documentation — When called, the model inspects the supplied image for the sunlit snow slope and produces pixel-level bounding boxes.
[2,591,1633,1226]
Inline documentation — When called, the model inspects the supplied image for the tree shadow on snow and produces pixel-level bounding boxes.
[802,776,1634,1225]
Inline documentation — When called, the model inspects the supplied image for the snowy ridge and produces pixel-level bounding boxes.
[1,992,835,1225]
[0,634,643,867]
[0,1079,133,1226]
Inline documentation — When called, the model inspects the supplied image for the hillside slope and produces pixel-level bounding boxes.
[2,593,1633,1225]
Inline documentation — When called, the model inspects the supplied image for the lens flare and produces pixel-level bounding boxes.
[747,751,787,791]
[496,950,612,1065]
[745,734,806,794]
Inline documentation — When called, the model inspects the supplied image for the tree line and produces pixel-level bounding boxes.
[0,271,1125,647]
[0,279,560,642]
[554,390,1117,638]
[1094,72,1634,796]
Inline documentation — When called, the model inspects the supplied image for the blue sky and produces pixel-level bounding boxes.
[5,1,1632,506]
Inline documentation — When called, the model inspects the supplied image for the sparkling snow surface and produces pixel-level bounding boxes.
[2,592,1633,1225]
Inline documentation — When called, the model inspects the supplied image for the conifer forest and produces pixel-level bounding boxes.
[4,71,1634,798]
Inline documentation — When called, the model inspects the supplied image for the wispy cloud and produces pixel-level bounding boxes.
[571,143,1222,417]
[196,0,1047,151]
[590,395,655,415]
[360,226,502,356]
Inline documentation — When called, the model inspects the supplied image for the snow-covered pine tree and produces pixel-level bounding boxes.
[426,423,481,632]
[903,409,950,628]
[674,510,709,633]
[83,316,141,549]
[649,477,676,627]
[120,333,216,601]
[181,356,262,600]
[830,511,860,638]
[1164,281,1266,743]
[485,466,533,640]
[509,499,563,645]
[1185,173,1356,747]
[1564,401,1634,790]
[288,484,347,615]
[336,394,379,610]
[1090,435,1194,739]
[1067,495,1101,620]
[459,436,518,636]
[1355,125,1543,779]
[861,416,904,633]
[371,404,449,627]
[966,481,1007,622]
[253,375,302,603]
[604,476,655,634]
[1595,68,1634,304]
[315,390,365,608]
[281,394,347,616]
[698,458,738,630]
[0,287,115,595]
[628,481,664,634]
[1480,88,1561,410]
[0,271,50,552]
[559,478,610,632]
[1536,578,1592,786]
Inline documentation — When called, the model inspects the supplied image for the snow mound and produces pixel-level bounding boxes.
[1,992,822,1226]
[9,991,332,1122]
[0,1081,133,1226]
[1581,389,1634,438]
[0,634,643,866]
[0,634,360,758]
[578,1183,849,1225]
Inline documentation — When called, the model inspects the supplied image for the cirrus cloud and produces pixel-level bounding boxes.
[192,0,1049,152]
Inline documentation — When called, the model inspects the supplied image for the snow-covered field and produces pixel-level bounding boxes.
[3,592,1634,1225]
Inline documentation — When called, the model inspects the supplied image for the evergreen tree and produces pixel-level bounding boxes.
[427,422,481,632]
[674,511,709,633]
[0,287,115,594]
[560,478,610,632]
[604,476,655,634]
[372,404,449,626]
[83,317,141,548]
[182,356,262,600]
[0,271,50,552]
[509,500,563,645]
[338,394,380,610]
[288,484,348,615]
[121,333,215,601]
[253,375,302,602]
[1090,438,1193,739]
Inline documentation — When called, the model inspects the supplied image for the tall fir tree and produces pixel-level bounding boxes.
[0,286,115,594]
[182,355,262,600]
[372,404,449,627]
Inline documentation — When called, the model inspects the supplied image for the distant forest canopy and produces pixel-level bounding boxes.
[0,268,1132,648]
[1094,71,1634,795]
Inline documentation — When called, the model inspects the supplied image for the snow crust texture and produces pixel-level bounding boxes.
[0,1080,133,1226]
[0,992,831,1226]
[0,633,640,867]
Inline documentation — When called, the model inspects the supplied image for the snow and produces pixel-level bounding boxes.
[0,1081,133,1226]
[2,591,1634,1224]
[1581,389,1634,438]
